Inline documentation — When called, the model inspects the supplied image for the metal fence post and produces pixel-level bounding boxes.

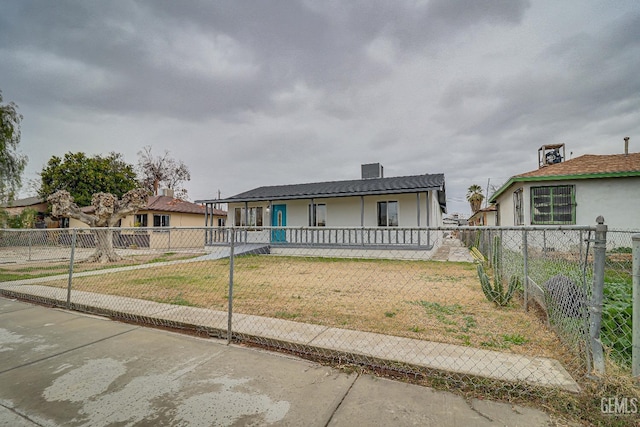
[632,233,640,378]
[227,228,235,345]
[67,229,77,309]
[589,216,607,375]
[523,229,529,312]
[28,230,32,261]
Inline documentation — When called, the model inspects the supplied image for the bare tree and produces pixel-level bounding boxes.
[48,188,148,263]
[137,146,191,199]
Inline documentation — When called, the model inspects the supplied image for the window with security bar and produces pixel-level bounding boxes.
[530,185,575,224]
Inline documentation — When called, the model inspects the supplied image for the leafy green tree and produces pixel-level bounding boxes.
[0,90,28,204]
[39,152,138,206]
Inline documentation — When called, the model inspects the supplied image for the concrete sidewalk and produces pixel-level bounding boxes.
[0,297,558,426]
[0,282,579,393]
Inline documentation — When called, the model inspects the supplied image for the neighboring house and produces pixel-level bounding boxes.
[489,145,640,230]
[1,197,49,228]
[468,205,497,227]
[197,163,447,248]
[67,195,226,249]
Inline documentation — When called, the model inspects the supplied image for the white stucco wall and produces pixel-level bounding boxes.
[226,191,444,228]
[494,177,640,229]
[574,177,640,229]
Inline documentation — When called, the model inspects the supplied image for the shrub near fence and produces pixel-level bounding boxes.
[1,224,639,424]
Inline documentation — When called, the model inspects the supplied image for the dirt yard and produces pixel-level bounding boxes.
[9,254,575,363]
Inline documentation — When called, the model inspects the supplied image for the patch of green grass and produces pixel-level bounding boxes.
[409,325,424,333]
[502,333,528,346]
[154,293,196,307]
[460,316,477,332]
[11,265,68,273]
[456,334,471,346]
[131,275,187,286]
[480,338,509,349]
[0,272,42,281]
[436,314,457,325]
[412,301,462,315]
[384,310,397,318]
[275,311,299,319]
[609,246,631,254]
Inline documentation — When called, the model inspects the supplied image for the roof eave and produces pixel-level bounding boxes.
[197,186,443,204]
[489,171,640,203]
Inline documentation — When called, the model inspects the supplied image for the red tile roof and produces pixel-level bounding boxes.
[80,196,226,216]
[490,152,640,203]
[517,152,640,178]
[146,196,224,215]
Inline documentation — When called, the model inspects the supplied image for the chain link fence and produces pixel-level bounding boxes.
[602,229,638,372]
[1,224,638,401]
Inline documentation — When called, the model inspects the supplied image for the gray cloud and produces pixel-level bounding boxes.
[1,0,639,215]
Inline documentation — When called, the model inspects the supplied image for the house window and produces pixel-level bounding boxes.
[513,188,524,225]
[135,214,148,227]
[234,207,263,227]
[377,201,398,227]
[531,185,575,225]
[308,203,326,226]
[153,214,170,227]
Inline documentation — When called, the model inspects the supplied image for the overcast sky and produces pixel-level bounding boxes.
[1,1,639,216]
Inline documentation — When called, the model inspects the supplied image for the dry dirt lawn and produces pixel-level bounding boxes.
[16,254,574,363]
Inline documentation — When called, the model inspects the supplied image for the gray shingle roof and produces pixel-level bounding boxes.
[0,196,45,208]
[199,173,446,203]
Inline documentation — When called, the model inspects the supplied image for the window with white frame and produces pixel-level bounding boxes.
[153,214,170,227]
[530,185,575,224]
[135,214,148,227]
[377,201,398,226]
[513,188,524,225]
[234,207,263,227]
[308,203,326,226]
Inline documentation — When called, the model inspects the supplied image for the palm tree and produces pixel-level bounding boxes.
[466,184,485,213]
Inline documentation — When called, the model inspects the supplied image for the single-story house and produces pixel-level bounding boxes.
[67,195,226,249]
[467,205,498,227]
[488,145,640,230]
[0,196,49,228]
[197,163,447,248]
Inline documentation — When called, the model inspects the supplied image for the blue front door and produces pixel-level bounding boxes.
[271,204,287,242]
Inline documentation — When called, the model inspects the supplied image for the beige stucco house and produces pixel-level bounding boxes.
[68,195,226,249]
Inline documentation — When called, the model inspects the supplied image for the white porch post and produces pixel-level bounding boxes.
[426,191,431,246]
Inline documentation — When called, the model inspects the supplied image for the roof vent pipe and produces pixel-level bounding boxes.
[624,136,630,156]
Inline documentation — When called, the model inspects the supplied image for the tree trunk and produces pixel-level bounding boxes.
[86,228,121,263]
